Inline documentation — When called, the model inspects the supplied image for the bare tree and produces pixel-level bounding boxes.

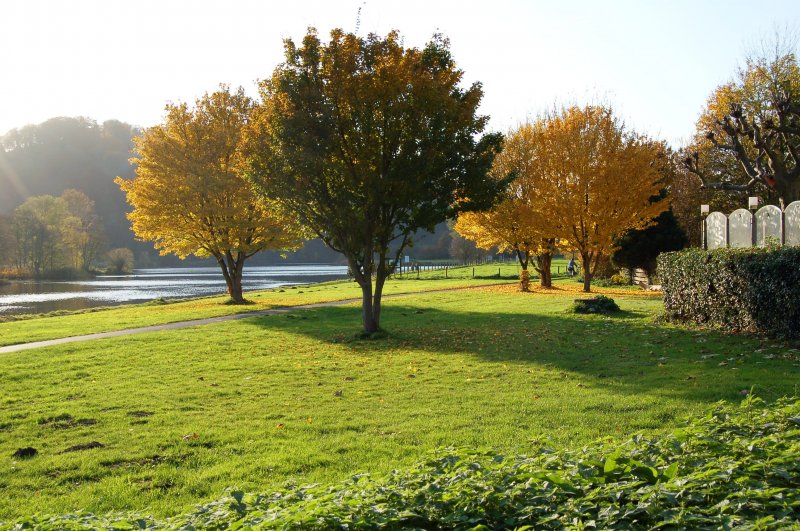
[685,42,800,204]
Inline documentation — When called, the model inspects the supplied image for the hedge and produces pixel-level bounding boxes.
[658,246,800,338]
[6,396,800,530]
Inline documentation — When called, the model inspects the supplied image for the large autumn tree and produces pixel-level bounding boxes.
[685,46,800,203]
[116,87,305,303]
[455,123,558,291]
[534,106,667,292]
[247,29,504,333]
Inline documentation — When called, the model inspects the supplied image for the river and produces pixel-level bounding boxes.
[0,265,349,316]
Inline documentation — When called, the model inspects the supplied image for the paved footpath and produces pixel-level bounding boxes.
[0,285,497,354]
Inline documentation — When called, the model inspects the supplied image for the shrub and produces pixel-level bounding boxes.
[105,248,135,274]
[612,204,687,276]
[568,295,620,314]
[609,272,629,285]
[7,397,799,529]
[658,246,800,338]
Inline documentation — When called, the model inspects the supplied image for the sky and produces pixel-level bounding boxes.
[1,0,799,147]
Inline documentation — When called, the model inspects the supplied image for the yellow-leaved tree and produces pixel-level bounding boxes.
[116,87,306,303]
[536,105,667,292]
[455,123,557,291]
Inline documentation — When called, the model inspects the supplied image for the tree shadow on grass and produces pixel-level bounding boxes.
[240,300,800,407]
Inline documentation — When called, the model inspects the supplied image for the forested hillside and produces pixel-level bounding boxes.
[0,118,462,267]
[0,117,141,256]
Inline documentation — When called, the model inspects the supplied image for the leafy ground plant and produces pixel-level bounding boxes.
[568,295,621,314]
[8,396,799,529]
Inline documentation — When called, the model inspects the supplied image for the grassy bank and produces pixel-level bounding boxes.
[1,282,798,519]
[0,264,529,347]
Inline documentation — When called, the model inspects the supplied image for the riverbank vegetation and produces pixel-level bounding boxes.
[1,280,798,520]
[0,190,106,277]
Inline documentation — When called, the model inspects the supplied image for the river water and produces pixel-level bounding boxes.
[0,265,349,316]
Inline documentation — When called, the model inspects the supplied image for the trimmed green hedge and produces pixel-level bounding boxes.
[658,246,800,338]
[6,397,800,530]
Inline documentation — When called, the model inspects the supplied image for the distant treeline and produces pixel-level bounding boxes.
[0,117,472,270]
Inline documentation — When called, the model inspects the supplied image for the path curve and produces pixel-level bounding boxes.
[0,285,501,354]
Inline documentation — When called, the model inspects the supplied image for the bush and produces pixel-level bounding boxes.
[8,397,800,530]
[569,295,620,314]
[609,272,629,285]
[105,248,135,274]
[658,246,800,338]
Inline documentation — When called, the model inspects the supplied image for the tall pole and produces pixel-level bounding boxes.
[748,197,759,247]
[700,204,709,250]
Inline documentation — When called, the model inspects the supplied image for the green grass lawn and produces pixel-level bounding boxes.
[0,264,527,347]
[1,281,798,520]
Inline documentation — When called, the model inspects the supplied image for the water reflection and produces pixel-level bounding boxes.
[0,265,348,315]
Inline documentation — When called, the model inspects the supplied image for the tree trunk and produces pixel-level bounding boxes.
[348,255,380,334]
[581,252,593,293]
[537,252,553,288]
[372,266,387,332]
[230,263,244,303]
[516,249,531,292]
[359,278,379,333]
[778,179,800,204]
[215,251,246,304]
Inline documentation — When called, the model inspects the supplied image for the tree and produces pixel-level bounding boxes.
[612,196,687,277]
[532,106,667,292]
[61,189,106,270]
[685,45,800,203]
[116,87,306,303]
[614,148,688,269]
[448,228,482,265]
[0,214,14,269]
[106,247,134,274]
[455,123,559,290]
[11,195,74,276]
[247,29,504,333]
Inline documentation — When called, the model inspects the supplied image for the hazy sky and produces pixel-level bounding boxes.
[1,0,798,146]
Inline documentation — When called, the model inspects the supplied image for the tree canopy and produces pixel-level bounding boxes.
[6,190,104,276]
[527,106,667,292]
[685,46,800,203]
[455,123,558,290]
[117,86,305,302]
[611,193,687,276]
[247,28,504,333]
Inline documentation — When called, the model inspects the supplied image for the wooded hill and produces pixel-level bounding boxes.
[0,117,459,266]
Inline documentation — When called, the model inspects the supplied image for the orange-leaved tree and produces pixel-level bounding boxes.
[535,106,667,292]
[116,86,306,303]
[455,123,558,290]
